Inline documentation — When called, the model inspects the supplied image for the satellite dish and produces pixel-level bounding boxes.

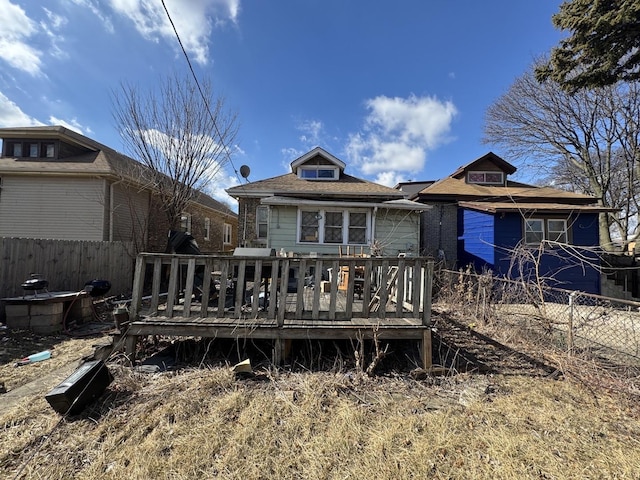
[240,165,251,179]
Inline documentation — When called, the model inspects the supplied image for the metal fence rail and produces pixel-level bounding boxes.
[435,268,640,368]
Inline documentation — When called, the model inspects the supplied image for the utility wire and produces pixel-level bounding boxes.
[160,0,246,186]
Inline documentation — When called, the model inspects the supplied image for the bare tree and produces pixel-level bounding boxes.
[483,63,640,251]
[112,73,238,229]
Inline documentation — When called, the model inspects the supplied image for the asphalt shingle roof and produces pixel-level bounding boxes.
[227,172,406,199]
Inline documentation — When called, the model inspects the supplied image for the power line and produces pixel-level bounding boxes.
[160,0,246,186]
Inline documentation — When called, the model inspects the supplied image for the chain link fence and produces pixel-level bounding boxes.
[434,268,640,369]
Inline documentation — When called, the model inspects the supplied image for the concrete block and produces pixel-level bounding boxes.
[31,303,64,316]
[5,304,29,317]
[6,316,30,329]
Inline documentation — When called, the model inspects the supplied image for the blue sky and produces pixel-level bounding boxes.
[0,0,565,207]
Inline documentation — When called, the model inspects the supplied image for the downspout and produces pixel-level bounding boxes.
[371,206,378,252]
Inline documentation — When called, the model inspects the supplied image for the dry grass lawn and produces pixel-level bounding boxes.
[2,333,640,479]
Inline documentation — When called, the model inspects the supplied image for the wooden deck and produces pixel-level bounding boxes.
[126,253,434,367]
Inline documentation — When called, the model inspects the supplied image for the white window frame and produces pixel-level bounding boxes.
[44,143,55,158]
[223,222,232,245]
[29,143,38,157]
[180,213,192,233]
[12,143,22,157]
[525,218,569,245]
[298,166,339,180]
[524,219,544,245]
[467,171,504,185]
[297,208,370,245]
[547,219,568,244]
[204,217,211,241]
[256,206,269,239]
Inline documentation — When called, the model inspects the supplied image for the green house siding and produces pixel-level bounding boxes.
[265,205,420,256]
[374,210,420,256]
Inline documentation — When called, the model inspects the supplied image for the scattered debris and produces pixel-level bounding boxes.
[232,359,253,376]
[14,350,51,367]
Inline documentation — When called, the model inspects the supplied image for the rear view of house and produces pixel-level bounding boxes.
[226,147,429,257]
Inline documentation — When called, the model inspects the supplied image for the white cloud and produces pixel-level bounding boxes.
[0,91,43,127]
[48,115,89,135]
[297,119,324,146]
[104,0,240,65]
[68,0,115,33]
[346,94,457,178]
[41,8,68,60]
[0,0,43,75]
[373,171,407,188]
[280,147,303,172]
[206,168,239,210]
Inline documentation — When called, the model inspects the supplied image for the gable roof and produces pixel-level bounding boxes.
[417,176,596,203]
[227,172,405,199]
[415,151,597,205]
[450,151,517,178]
[0,125,234,217]
[290,146,346,172]
[227,147,405,201]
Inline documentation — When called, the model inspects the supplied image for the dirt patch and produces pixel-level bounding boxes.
[431,311,557,377]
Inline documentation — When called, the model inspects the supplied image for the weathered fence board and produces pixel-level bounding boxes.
[0,237,134,299]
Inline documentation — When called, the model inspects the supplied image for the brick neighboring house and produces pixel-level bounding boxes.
[0,126,237,253]
[406,152,614,294]
[226,147,429,257]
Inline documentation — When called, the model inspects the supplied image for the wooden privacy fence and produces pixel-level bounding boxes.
[0,237,135,298]
[127,253,434,367]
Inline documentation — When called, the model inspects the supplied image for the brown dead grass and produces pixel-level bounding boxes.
[2,353,640,480]
[0,330,100,391]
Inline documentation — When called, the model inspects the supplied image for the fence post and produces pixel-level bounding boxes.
[567,291,576,356]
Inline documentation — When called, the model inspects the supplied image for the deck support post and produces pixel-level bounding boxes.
[273,337,292,365]
[421,328,432,370]
[273,337,284,366]
[124,334,138,366]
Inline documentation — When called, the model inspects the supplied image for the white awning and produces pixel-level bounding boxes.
[259,196,432,210]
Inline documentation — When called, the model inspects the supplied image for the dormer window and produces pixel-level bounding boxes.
[44,143,55,158]
[12,143,22,157]
[467,171,504,185]
[298,166,338,180]
[29,143,38,157]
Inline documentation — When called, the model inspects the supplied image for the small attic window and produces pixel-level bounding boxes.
[467,171,504,185]
[298,166,338,180]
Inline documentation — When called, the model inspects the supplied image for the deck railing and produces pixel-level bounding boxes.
[130,253,434,326]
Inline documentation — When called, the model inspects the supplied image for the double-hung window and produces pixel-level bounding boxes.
[324,211,343,243]
[256,206,268,239]
[204,218,211,240]
[300,211,320,242]
[525,218,568,245]
[223,222,232,245]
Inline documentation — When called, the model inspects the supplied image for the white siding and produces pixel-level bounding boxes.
[111,183,150,243]
[0,176,106,240]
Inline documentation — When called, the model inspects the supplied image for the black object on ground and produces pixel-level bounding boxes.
[45,360,113,415]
